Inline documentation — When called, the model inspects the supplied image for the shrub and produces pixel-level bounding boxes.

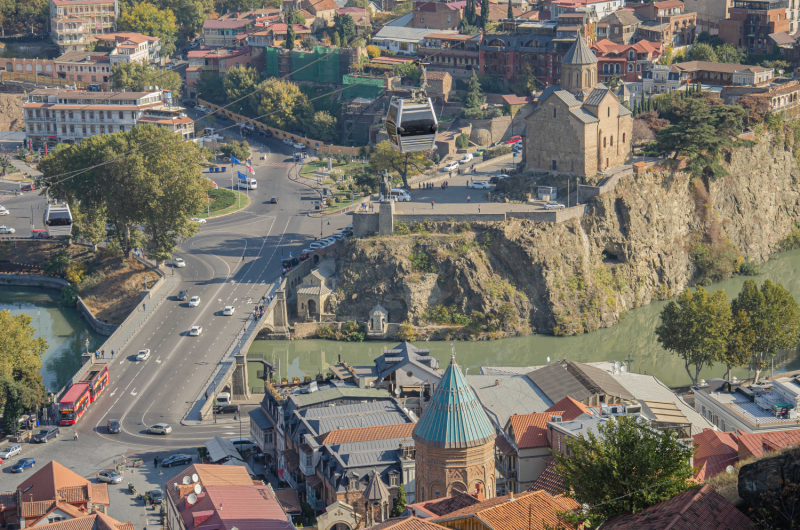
[408,247,436,273]
[44,250,73,278]
[483,145,512,160]
[397,321,417,341]
[780,223,800,250]
[738,259,761,276]
[689,240,740,285]
[455,133,470,149]
[61,284,79,306]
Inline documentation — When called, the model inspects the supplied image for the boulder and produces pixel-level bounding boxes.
[738,448,800,507]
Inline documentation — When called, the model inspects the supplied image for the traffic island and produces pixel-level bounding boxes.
[198,188,252,220]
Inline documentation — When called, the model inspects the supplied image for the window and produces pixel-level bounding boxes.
[622,132,626,143]
[610,135,613,146]
[118,111,123,119]
[390,473,399,486]
[603,137,606,148]
[553,108,557,118]
[607,107,610,117]
[551,160,557,170]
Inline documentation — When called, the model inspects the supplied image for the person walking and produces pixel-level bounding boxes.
[431,200,435,209]
[111,350,115,359]
[467,196,471,202]
[143,303,146,312]
[73,431,78,441]
[478,205,481,213]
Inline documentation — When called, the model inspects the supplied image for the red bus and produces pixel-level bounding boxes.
[80,363,109,403]
[59,383,90,426]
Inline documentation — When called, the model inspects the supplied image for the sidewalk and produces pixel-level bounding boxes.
[7,157,42,178]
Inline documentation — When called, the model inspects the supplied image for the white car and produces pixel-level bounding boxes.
[136,349,151,361]
[191,217,206,224]
[544,202,565,210]
[0,226,14,234]
[513,143,523,151]
[189,296,201,307]
[97,470,123,484]
[0,206,8,215]
[460,153,473,164]
[470,182,491,190]
[223,306,235,316]
[0,444,21,459]
[173,258,186,268]
[293,143,306,150]
[443,161,459,172]
[499,174,511,179]
[147,423,172,435]
[189,326,202,336]
[283,138,293,145]
[195,105,208,112]
[308,242,323,250]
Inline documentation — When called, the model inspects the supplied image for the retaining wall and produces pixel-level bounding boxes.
[0,274,68,290]
[77,297,118,336]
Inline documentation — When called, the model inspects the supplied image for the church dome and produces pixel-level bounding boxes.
[562,36,598,65]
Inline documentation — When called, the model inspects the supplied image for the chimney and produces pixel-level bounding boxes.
[509,491,515,501]
[474,483,484,501]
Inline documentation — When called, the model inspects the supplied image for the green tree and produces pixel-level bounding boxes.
[256,80,313,132]
[507,0,513,18]
[465,70,485,109]
[73,204,108,252]
[391,484,408,517]
[511,63,537,96]
[0,310,48,399]
[333,31,341,47]
[285,22,296,49]
[117,2,178,56]
[480,0,490,28]
[455,132,469,149]
[15,0,48,34]
[715,43,746,64]
[159,0,213,41]
[369,140,433,188]
[215,0,263,12]
[345,0,368,6]
[43,250,73,278]
[722,309,756,382]
[393,1,413,15]
[731,279,800,382]
[655,286,732,385]
[290,10,306,25]
[220,140,251,161]
[554,415,695,525]
[396,62,422,83]
[195,70,227,103]
[2,382,24,436]
[688,42,718,62]
[311,111,338,143]
[223,65,262,116]
[0,0,16,37]
[111,61,182,93]
[335,13,356,43]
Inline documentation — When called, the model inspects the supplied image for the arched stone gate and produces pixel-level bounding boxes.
[316,501,362,530]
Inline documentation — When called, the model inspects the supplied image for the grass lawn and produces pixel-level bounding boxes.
[325,195,364,212]
[198,188,251,219]
[299,159,368,177]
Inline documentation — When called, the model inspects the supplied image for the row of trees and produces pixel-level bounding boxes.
[0,0,48,36]
[111,61,182,93]
[40,125,209,263]
[656,280,800,385]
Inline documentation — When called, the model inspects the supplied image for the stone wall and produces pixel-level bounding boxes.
[464,115,513,145]
[0,274,68,290]
[354,211,380,238]
[77,297,118,336]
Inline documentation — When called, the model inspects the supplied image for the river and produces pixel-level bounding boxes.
[0,286,102,392]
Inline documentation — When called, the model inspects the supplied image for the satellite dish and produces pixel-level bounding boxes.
[614,361,621,370]
[192,473,199,483]
[394,387,400,395]
[182,476,191,485]
[726,465,735,475]
[194,483,202,494]
[620,365,627,373]
[187,493,197,505]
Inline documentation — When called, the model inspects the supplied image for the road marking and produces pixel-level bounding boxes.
[110,389,117,397]
[131,389,137,396]
[155,357,162,364]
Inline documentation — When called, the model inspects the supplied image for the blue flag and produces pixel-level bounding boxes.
[231,155,241,165]
[238,171,248,181]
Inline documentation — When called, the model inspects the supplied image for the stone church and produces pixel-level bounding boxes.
[525,36,633,176]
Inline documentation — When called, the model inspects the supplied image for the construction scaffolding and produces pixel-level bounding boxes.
[291,46,341,83]
[264,46,281,78]
[342,75,384,99]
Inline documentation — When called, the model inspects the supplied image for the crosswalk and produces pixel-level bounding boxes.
[258,162,295,168]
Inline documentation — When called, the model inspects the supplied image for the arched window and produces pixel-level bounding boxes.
[610,135,614,146]
[603,137,606,147]
[622,132,626,143]
[585,71,589,85]
[603,64,608,73]
[576,72,580,85]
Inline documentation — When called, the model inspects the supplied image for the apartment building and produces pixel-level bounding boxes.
[719,0,790,54]
[423,33,480,79]
[50,0,119,53]
[94,31,161,65]
[185,47,254,97]
[593,39,662,83]
[642,61,773,94]
[203,19,251,47]
[24,88,192,149]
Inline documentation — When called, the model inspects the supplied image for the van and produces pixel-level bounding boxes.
[390,188,411,202]
[216,392,231,405]
[237,178,257,190]
[229,438,257,452]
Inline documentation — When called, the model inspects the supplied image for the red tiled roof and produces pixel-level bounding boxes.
[269,23,312,33]
[310,0,340,11]
[528,459,564,497]
[23,512,133,530]
[57,486,89,504]
[274,488,301,513]
[652,0,685,8]
[370,517,452,530]
[693,428,738,478]
[433,490,579,530]
[736,432,764,459]
[17,462,91,504]
[602,485,757,530]
[89,484,109,505]
[421,492,482,517]
[546,396,591,421]
[204,19,250,29]
[177,485,294,530]
[508,412,564,449]
[28,501,86,526]
[165,464,255,506]
[317,423,415,444]
[501,95,534,106]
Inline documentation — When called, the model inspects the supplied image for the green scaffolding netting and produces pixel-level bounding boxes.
[342,75,384,99]
[265,46,280,78]
[292,46,341,83]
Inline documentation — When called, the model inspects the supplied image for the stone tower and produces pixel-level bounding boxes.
[413,352,496,502]
[560,36,598,95]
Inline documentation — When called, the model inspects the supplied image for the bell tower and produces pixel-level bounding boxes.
[560,35,598,95]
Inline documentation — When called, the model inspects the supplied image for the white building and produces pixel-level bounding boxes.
[94,32,161,65]
[50,0,119,53]
[373,27,454,55]
[24,88,193,149]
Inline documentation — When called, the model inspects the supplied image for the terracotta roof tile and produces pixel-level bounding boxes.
[602,485,757,530]
[310,0,340,11]
[737,432,764,459]
[89,484,109,505]
[692,428,739,480]
[176,485,295,530]
[546,396,592,421]
[528,459,564,497]
[275,488,301,513]
[21,500,56,517]
[433,490,579,530]
[17,461,90,503]
[508,412,563,449]
[165,464,255,505]
[28,501,87,526]
[57,486,89,504]
[369,516,452,530]
[421,492,482,516]
[316,423,415,445]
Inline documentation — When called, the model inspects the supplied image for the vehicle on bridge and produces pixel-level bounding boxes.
[59,383,91,425]
[80,363,109,403]
[189,296,201,307]
[223,306,235,316]
[190,326,203,336]
[136,349,151,361]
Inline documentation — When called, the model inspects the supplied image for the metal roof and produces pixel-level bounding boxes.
[562,36,598,65]
[375,26,453,43]
[205,435,243,464]
[248,407,272,430]
[570,107,600,123]
[413,355,496,449]
[554,90,583,107]
[467,375,553,430]
[526,363,593,403]
[289,386,391,408]
[583,87,609,106]
[618,101,632,116]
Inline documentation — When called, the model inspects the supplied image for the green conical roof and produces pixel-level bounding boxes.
[413,354,495,449]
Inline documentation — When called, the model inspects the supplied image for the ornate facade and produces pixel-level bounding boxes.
[413,353,496,502]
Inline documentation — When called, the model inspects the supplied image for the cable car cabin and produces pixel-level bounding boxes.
[44,203,73,237]
[386,97,438,153]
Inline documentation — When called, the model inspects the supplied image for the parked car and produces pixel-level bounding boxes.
[544,202,565,210]
[98,470,123,484]
[12,458,35,473]
[470,182,491,189]
[308,242,323,250]
[0,206,9,215]
[223,306,235,316]
[161,454,193,468]
[229,438,257,452]
[299,251,310,261]
[270,197,278,204]
[177,290,188,301]
[513,142,523,151]
[293,143,306,150]
[189,296,201,307]
[0,226,15,234]
[32,427,59,443]
[21,184,35,192]
[214,404,240,414]
[190,217,206,224]
[282,138,293,145]
[149,490,164,504]
[506,135,522,144]
[460,153,473,164]
[136,349,151,361]
[0,444,21,459]
[173,257,186,268]
[107,419,120,434]
[146,423,172,435]
[195,105,208,112]
[443,161,459,172]
[190,326,203,336]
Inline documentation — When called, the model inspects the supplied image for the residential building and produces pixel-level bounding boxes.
[93,32,161,65]
[684,0,732,36]
[3,51,113,88]
[404,492,483,519]
[525,360,635,406]
[164,464,295,530]
[480,21,565,85]
[410,1,463,30]
[373,26,451,55]
[593,39,662,83]
[719,0,790,54]
[550,0,626,21]
[721,79,800,113]
[303,0,340,24]
[423,33,480,79]
[203,19,251,47]
[632,0,697,46]
[23,88,190,149]
[467,375,553,431]
[0,461,111,528]
[337,6,371,25]
[694,377,800,434]
[642,61,774,94]
[413,354,497,502]
[264,24,313,46]
[186,47,254,97]
[601,484,758,529]
[597,9,644,44]
[50,0,119,53]
[11,513,133,530]
[431,489,580,530]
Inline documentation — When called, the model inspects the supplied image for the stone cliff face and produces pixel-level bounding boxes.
[330,135,800,335]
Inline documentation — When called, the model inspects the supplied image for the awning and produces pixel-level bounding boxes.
[205,435,242,463]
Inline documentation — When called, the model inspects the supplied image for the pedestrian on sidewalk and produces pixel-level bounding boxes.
[478,205,481,213]
[73,431,78,441]
[111,350,115,359]
[143,303,146,312]
[467,196,471,202]
[431,200,435,209]
[205,391,209,399]
[101,349,105,358]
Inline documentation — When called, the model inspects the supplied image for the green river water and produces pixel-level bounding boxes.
[0,286,102,392]
[247,249,800,389]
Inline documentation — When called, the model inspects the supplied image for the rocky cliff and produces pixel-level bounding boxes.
[329,133,800,335]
